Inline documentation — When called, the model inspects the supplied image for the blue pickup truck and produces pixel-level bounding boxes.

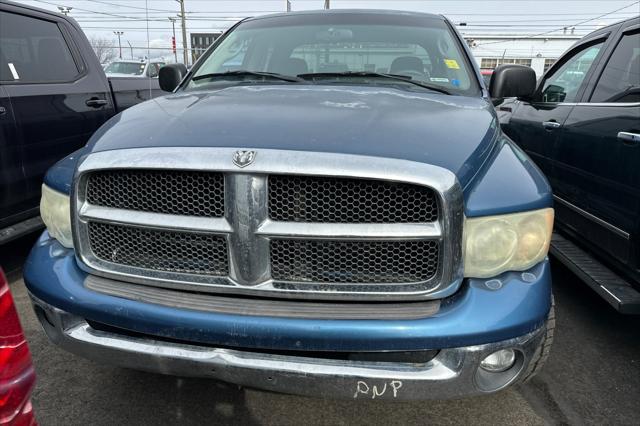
[25,10,555,400]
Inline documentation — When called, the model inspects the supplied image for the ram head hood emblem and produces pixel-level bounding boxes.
[232,150,257,168]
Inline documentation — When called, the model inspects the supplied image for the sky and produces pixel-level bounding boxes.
[14,0,640,60]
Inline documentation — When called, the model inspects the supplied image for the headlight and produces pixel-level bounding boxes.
[464,208,553,278]
[40,184,73,248]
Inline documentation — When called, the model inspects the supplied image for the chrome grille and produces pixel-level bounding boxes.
[74,148,463,301]
[86,169,224,217]
[268,175,438,223]
[88,222,228,276]
[271,240,439,283]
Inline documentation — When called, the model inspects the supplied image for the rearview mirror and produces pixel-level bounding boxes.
[541,84,566,103]
[316,28,353,42]
[489,64,536,99]
[159,63,187,92]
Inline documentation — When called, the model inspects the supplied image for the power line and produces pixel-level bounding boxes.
[69,14,634,22]
[439,12,638,16]
[80,26,231,30]
[69,11,282,15]
[476,0,639,45]
[64,0,543,1]
[24,0,638,21]
[84,0,176,13]
[75,23,606,29]
[456,17,636,23]
[28,0,170,21]
[72,17,243,22]
[23,0,639,44]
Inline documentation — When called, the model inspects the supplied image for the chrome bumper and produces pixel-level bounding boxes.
[31,294,545,400]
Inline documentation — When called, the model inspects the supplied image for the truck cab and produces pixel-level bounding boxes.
[104,59,167,78]
[500,17,640,313]
[25,9,555,400]
[0,1,164,244]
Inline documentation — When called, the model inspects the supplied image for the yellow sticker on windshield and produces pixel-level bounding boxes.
[444,59,460,69]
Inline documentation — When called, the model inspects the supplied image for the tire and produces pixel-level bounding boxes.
[521,296,555,382]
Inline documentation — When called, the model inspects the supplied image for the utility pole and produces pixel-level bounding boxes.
[176,0,189,65]
[113,31,124,59]
[286,1,291,12]
[324,0,330,9]
[168,17,178,63]
[57,6,72,15]
[126,40,133,59]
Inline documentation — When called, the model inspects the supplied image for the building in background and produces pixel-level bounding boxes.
[463,34,582,77]
[190,32,222,63]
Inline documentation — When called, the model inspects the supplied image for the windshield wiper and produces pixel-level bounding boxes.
[192,70,304,83]
[297,71,452,95]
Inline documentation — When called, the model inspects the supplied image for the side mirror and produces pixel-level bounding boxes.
[489,64,536,99]
[159,63,187,92]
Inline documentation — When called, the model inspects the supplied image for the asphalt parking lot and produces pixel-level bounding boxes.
[2,233,639,426]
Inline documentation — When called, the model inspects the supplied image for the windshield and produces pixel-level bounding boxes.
[105,62,145,75]
[188,13,479,96]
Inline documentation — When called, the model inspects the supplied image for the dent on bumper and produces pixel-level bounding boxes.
[24,232,551,352]
[32,293,546,400]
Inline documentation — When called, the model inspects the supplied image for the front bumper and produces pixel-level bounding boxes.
[24,232,552,399]
[32,294,545,400]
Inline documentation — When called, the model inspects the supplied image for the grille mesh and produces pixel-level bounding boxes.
[270,239,439,284]
[268,175,438,223]
[82,170,444,293]
[88,222,228,276]
[86,170,224,217]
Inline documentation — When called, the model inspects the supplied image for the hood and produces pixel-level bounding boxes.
[89,85,499,188]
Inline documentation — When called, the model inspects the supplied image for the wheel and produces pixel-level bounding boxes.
[521,296,555,382]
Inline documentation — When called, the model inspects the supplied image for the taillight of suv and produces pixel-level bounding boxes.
[0,268,36,425]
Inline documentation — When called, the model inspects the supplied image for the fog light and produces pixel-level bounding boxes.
[480,349,516,373]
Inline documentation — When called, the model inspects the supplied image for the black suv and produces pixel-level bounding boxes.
[500,16,640,313]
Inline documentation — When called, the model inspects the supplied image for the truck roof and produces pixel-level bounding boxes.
[570,15,638,47]
[2,0,83,33]
[246,9,446,22]
[3,0,67,19]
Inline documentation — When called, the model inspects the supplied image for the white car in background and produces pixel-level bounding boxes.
[104,59,166,78]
